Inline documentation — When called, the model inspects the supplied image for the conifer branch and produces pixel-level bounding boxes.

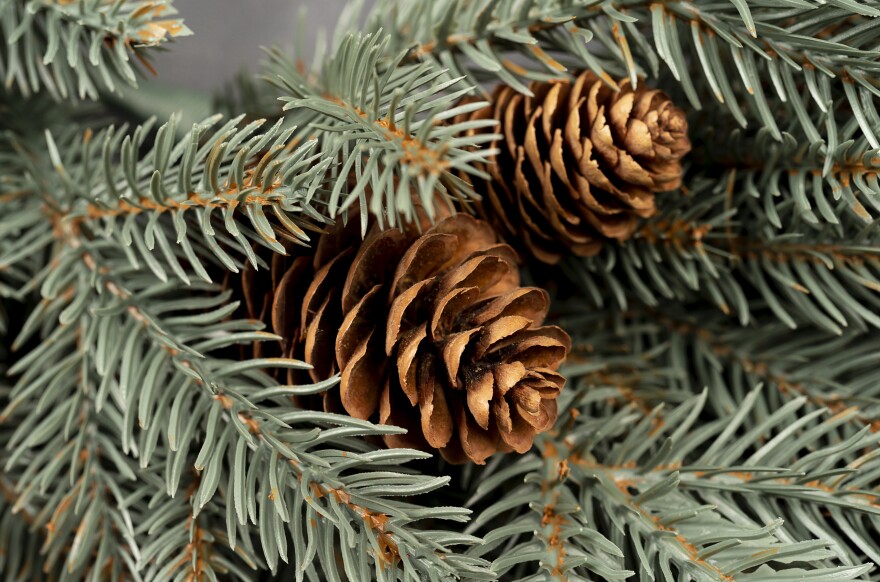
[592,305,880,443]
[558,323,879,569]
[465,450,632,581]
[269,31,500,229]
[3,206,495,580]
[0,0,191,100]
[30,114,330,285]
[0,384,57,581]
[1,313,143,577]
[468,389,878,579]
[668,312,879,423]
[0,490,53,580]
[361,0,880,148]
[137,470,260,581]
[695,123,880,226]
[571,176,880,333]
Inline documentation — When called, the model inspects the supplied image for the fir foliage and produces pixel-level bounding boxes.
[1,0,880,580]
[0,0,191,101]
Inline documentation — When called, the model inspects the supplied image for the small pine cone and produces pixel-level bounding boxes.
[239,208,570,464]
[455,71,691,264]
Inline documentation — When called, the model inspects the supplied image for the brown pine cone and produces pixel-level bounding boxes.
[454,71,691,264]
[238,207,570,464]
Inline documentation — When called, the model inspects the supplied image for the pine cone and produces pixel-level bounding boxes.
[238,208,570,464]
[455,71,691,264]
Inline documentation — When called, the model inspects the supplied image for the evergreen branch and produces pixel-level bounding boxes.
[269,30,500,229]
[635,1,880,148]
[385,0,608,91]
[31,114,329,283]
[558,309,880,568]
[694,122,880,227]
[466,446,633,581]
[0,489,53,581]
[568,174,880,334]
[568,360,672,419]
[2,212,496,580]
[1,314,144,578]
[562,321,692,421]
[203,393,491,580]
[360,0,880,149]
[467,388,878,580]
[0,192,51,300]
[137,469,261,581]
[0,382,57,581]
[650,308,880,431]
[0,0,191,101]
[559,322,879,569]
[0,92,70,300]
[570,304,880,450]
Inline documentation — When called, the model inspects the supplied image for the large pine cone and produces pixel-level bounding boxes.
[239,207,570,464]
[454,71,691,264]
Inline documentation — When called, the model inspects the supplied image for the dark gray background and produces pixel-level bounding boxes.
[150,1,340,93]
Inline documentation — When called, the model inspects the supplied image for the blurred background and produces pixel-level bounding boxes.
[149,0,341,93]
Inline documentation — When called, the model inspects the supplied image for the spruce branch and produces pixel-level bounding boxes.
[466,448,634,581]
[549,304,880,569]
[1,315,144,578]
[136,468,262,581]
[268,30,500,230]
[467,387,878,580]
[360,0,880,149]
[0,92,72,301]
[1,206,496,580]
[693,120,880,227]
[628,307,880,436]
[565,173,880,334]
[0,0,191,101]
[0,382,60,581]
[0,488,57,581]
[30,113,329,284]
[561,303,880,460]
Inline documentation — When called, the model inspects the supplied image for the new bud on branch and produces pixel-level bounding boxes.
[456,71,692,264]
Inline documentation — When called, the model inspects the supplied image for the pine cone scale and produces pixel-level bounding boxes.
[471,287,548,325]
[457,406,499,462]
[339,331,382,420]
[476,316,531,358]
[419,357,455,449]
[304,294,337,382]
[337,284,383,369]
[387,278,434,355]
[440,328,479,388]
[390,233,454,296]
[301,250,348,336]
[341,229,409,313]
[379,380,422,450]
[395,323,426,405]
[431,214,499,265]
[466,370,494,430]
[499,411,539,454]
[270,256,308,345]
